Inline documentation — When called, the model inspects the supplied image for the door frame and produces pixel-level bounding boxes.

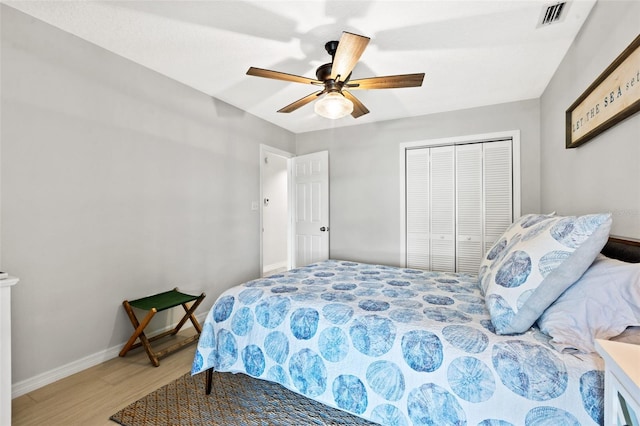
[259,144,294,276]
[398,130,522,268]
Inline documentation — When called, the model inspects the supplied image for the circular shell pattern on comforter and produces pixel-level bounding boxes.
[192,260,604,426]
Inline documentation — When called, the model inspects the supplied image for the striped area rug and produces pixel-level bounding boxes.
[110,371,378,425]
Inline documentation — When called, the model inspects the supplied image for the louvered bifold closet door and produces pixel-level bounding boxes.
[483,140,513,254]
[406,149,430,270]
[405,139,513,272]
[456,144,483,273]
[430,146,456,272]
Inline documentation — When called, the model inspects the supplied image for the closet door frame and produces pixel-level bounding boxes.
[399,130,521,268]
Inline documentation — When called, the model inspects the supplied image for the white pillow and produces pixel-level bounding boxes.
[479,213,612,334]
[537,254,640,353]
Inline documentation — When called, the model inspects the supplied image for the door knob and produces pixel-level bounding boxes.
[320,227,329,232]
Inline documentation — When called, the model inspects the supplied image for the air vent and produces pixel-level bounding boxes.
[537,2,568,27]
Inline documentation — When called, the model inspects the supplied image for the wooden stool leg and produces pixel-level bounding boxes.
[119,301,159,366]
[173,293,205,335]
[138,330,160,367]
[188,294,205,334]
[154,294,205,362]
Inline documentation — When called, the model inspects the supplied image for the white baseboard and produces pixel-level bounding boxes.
[11,344,122,398]
[12,312,207,398]
[263,261,287,274]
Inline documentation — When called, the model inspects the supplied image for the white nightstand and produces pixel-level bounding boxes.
[1,276,19,426]
[595,339,640,426]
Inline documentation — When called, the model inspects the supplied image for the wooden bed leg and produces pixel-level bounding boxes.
[205,368,213,395]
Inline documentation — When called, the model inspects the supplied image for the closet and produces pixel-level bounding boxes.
[405,138,515,273]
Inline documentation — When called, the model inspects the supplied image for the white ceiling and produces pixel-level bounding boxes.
[5,0,596,134]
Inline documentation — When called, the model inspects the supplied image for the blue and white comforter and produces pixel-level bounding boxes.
[191,260,604,425]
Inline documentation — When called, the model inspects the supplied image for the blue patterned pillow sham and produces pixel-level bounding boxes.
[478,213,612,334]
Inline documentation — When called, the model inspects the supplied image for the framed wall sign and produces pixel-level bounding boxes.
[566,34,640,149]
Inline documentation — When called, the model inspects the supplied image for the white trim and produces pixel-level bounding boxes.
[399,146,407,267]
[259,144,294,277]
[511,134,522,219]
[263,261,288,274]
[399,130,519,150]
[11,312,207,398]
[12,345,122,398]
[259,144,293,160]
[399,130,521,267]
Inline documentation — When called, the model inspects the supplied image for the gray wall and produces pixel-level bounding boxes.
[1,6,295,384]
[540,0,640,238]
[296,99,541,266]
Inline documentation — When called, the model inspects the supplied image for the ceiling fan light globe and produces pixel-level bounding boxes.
[314,92,353,119]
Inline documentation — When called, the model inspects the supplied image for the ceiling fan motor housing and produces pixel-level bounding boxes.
[315,63,333,81]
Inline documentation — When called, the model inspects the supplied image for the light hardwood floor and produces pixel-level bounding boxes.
[12,332,196,425]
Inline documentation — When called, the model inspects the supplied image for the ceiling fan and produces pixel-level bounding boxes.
[246,31,425,119]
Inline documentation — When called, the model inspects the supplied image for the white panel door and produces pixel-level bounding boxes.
[430,146,455,272]
[293,151,329,267]
[456,144,483,273]
[406,149,430,270]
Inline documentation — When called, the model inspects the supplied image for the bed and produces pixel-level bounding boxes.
[191,213,640,425]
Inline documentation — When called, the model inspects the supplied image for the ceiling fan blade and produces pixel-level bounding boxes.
[330,32,370,82]
[343,90,369,118]
[247,67,322,85]
[277,90,324,113]
[347,73,425,90]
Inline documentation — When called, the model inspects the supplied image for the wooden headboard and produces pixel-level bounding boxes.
[601,236,640,263]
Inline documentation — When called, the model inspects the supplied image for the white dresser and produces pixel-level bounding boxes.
[1,276,19,426]
[596,339,640,426]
